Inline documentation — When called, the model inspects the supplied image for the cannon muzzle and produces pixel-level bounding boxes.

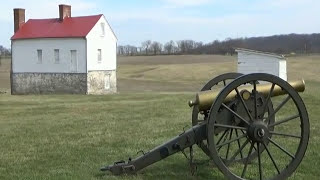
[189,79,305,111]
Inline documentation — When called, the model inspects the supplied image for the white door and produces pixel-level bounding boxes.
[70,50,77,72]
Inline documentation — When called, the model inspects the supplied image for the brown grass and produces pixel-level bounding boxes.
[118,55,237,92]
[117,54,320,92]
[1,54,320,93]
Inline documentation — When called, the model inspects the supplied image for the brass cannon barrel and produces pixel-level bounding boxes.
[189,79,305,111]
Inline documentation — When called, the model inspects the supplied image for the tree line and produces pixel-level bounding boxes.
[118,33,320,56]
[0,45,11,56]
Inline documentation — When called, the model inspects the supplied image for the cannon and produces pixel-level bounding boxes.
[101,73,310,180]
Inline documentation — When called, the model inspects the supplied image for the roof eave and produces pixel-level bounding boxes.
[235,48,285,59]
[11,36,87,40]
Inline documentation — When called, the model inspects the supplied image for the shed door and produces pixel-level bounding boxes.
[70,50,78,72]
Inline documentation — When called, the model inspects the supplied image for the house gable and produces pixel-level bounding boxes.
[86,15,117,72]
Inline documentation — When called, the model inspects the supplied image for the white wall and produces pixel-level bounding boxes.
[12,38,86,73]
[86,15,117,71]
[237,52,287,81]
[279,60,287,80]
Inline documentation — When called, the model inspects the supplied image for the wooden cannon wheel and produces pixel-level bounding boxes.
[192,73,275,164]
[207,73,310,180]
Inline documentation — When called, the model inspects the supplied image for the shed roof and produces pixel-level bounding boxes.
[235,48,285,59]
[11,14,103,40]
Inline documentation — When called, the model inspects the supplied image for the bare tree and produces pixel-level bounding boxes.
[0,45,11,66]
[150,41,163,55]
[0,46,10,56]
[141,40,152,55]
[164,40,176,54]
[117,45,125,55]
[177,40,195,54]
[123,45,139,56]
[195,41,203,49]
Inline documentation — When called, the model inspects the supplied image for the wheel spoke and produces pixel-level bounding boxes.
[269,114,300,128]
[223,80,226,86]
[257,143,262,180]
[265,95,291,124]
[235,130,244,158]
[240,131,257,150]
[216,134,246,148]
[227,138,249,164]
[226,129,233,159]
[240,131,256,151]
[262,142,280,174]
[222,103,250,125]
[214,123,247,131]
[235,88,253,121]
[250,140,258,151]
[240,130,258,151]
[218,130,230,152]
[262,83,275,118]
[241,141,255,178]
[216,129,229,146]
[269,131,301,139]
[268,138,295,159]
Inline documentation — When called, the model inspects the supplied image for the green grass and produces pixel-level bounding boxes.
[0,55,320,179]
[0,93,212,180]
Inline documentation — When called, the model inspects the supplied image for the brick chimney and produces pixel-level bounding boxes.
[59,4,71,21]
[13,8,25,33]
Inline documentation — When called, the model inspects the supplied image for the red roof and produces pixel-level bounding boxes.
[11,14,103,40]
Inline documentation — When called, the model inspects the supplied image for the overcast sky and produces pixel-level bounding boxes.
[0,0,319,48]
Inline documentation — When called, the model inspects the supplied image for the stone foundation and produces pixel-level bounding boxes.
[11,73,87,95]
[87,70,117,94]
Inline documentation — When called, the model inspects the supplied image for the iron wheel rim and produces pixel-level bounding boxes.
[207,73,310,180]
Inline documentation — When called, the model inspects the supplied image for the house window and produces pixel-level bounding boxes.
[101,23,105,36]
[54,49,60,63]
[37,49,42,64]
[97,49,102,63]
[105,74,111,90]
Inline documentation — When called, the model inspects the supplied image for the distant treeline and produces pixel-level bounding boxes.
[0,45,11,56]
[118,33,320,56]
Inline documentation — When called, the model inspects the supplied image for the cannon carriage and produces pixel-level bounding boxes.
[101,73,310,180]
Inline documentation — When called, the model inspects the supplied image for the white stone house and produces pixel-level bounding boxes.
[11,4,117,94]
[236,48,287,81]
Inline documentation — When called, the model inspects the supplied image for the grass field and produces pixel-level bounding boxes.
[0,55,319,179]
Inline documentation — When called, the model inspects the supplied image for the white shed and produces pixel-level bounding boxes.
[236,48,287,81]
[11,4,117,94]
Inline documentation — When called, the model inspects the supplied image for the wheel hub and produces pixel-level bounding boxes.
[248,121,269,142]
